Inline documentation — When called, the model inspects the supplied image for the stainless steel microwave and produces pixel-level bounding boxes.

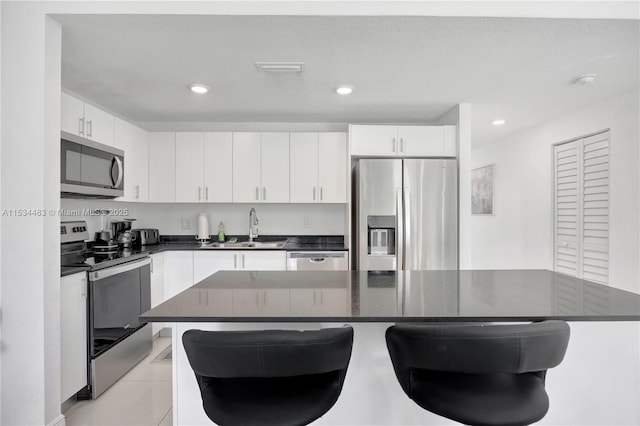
[61,131,124,198]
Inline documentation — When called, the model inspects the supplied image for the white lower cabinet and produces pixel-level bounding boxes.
[163,251,288,319]
[163,251,194,299]
[193,251,286,279]
[193,251,237,282]
[149,253,165,336]
[240,251,286,270]
[290,288,348,316]
[60,272,88,402]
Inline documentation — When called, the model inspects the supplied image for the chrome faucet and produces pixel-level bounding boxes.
[249,208,259,242]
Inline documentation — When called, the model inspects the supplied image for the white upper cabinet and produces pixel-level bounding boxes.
[318,132,347,203]
[260,133,290,203]
[233,132,262,202]
[398,125,443,157]
[204,133,233,202]
[148,132,176,202]
[443,125,457,157]
[233,132,289,203]
[350,124,457,157]
[114,118,148,202]
[175,132,205,202]
[290,132,347,203]
[290,133,319,203]
[350,125,398,156]
[61,92,115,146]
[60,93,85,137]
[175,132,233,202]
[83,103,115,146]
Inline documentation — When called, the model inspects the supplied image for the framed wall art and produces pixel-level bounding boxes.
[471,164,494,215]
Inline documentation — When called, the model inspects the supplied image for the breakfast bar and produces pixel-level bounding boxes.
[141,270,640,425]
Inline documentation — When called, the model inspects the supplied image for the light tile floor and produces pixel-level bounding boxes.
[64,337,173,426]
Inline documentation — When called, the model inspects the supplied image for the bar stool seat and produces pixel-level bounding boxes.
[386,321,570,426]
[183,326,354,426]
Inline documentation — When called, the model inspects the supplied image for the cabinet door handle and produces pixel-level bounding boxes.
[313,290,317,305]
[313,187,316,201]
[400,138,405,153]
[150,257,154,273]
[392,137,396,153]
[242,254,246,269]
[135,185,140,199]
[205,186,209,201]
[256,291,260,305]
[255,187,259,201]
[320,187,323,201]
[198,186,202,201]
[263,187,266,201]
[78,117,85,136]
[87,120,93,138]
[320,291,324,305]
[234,254,237,269]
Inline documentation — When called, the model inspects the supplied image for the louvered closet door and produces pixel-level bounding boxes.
[554,131,609,284]
[581,132,610,283]
[554,141,580,276]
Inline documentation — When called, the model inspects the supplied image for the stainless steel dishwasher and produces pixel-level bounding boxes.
[286,251,349,271]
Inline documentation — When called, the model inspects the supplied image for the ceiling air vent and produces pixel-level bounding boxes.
[255,62,305,73]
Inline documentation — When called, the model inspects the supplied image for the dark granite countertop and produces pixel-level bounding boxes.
[131,235,347,254]
[61,235,347,277]
[140,270,640,323]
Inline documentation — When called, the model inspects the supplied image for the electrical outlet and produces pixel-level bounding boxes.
[304,217,312,228]
[181,218,193,230]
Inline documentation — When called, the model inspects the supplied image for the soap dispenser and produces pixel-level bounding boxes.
[217,222,225,242]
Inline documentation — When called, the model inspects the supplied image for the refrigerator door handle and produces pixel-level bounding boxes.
[404,187,411,270]
[396,188,404,271]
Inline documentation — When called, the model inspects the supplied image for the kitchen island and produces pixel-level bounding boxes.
[141,270,640,425]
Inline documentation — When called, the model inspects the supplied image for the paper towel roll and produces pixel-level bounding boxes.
[197,213,210,240]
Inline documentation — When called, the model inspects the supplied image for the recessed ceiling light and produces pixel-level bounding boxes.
[573,74,597,85]
[336,86,354,95]
[189,84,210,94]
[255,62,305,73]
[492,119,506,126]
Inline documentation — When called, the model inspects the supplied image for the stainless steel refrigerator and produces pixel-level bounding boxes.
[354,159,457,270]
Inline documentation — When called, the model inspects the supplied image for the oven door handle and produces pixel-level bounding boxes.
[89,257,151,281]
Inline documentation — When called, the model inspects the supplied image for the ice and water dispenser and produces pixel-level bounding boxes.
[367,216,395,256]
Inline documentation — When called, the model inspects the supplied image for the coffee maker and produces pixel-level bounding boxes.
[111,219,137,249]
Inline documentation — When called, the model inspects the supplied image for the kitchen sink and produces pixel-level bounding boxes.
[201,241,287,249]
[239,241,286,248]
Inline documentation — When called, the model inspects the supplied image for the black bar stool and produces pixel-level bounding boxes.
[386,321,570,426]
[182,326,354,426]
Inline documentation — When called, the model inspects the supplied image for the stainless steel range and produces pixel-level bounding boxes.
[61,220,152,398]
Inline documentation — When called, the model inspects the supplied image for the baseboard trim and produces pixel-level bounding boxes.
[48,414,65,426]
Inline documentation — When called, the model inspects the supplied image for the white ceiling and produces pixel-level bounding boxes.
[57,14,639,145]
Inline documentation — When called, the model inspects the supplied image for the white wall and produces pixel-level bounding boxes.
[60,199,347,238]
[471,91,640,294]
[1,6,62,425]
